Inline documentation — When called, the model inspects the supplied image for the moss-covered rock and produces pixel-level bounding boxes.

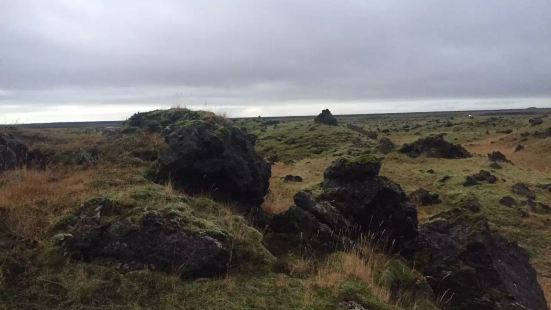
[126,108,271,210]
[54,186,275,278]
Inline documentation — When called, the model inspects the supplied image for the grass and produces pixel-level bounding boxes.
[1,110,549,309]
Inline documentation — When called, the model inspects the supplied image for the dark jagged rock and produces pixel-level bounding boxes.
[463,170,497,186]
[55,198,231,278]
[282,175,303,182]
[271,156,418,256]
[399,135,471,159]
[128,109,271,210]
[463,175,479,187]
[377,137,395,154]
[314,109,338,126]
[499,196,518,207]
[417,209,548,310]
[476,170,497,183]
[529,117,543,126]
[512,183,536,200]
[270,191,354,253]
[487,151,511,163]
[0,132,28,172]
[514,144,524,152]
[409,188,441,206]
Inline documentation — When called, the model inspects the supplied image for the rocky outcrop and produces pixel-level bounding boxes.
[409,188,441,206]
[399,135,471,159]
[126,109,271,210]
[270,156,418,255]
[529,117,543,126]
[512,183,536,200]
[463,170,497,186]
[55,198,231,278]
[314,109,338,126]
[487,151,511,163]
[0,132,28,172]
[499,196,518,207]
[417,209,548,310]
[282,175,303,182]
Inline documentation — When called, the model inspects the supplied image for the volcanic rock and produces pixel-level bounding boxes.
[417,209,547,310]
[128,109,271,210]
[314,109,338,126]
[399,134,471,159]
[282,175,303,182]
[409,188,441,206]
[512,183,536,200]
[487,151,510,163]
[499,196,518,207]
[271,156,418,256]
[529,117,543,126]
[55,198,231,278]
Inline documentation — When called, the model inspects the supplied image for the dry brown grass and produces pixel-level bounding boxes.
[0,168,98,243]
[315,244,390,303]
[464,131,551,173]
[262,157,332,214]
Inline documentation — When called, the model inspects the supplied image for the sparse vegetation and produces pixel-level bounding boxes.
[1,108,550,309]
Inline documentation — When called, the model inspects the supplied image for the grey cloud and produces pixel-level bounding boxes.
[0,0,551,122]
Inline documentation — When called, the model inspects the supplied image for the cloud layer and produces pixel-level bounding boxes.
[1,0,551,122]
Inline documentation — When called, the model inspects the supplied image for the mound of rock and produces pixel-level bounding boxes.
[55,198,231,278]
[499,196,518,207]
[512,183,536,200]
[399,135,471,159]
[314,109,338,126]
[270,156,418,255]
[409,188,441,206]
[127,109,271,210]
[0,132,28,172]
[377,137,395,154]
[529,117,543,126]
[126,108,223,133]
[282,175,303,182]
[417,209,547,310]
[463,170,497,186]
[487,151,511,163]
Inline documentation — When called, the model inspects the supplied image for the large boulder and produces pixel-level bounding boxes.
[529,117,543,126]
[314,109,338,126]
[0,132,28,172]
[126,109,271,210]
[409,188,441,206]
[416,209,547,310]
[55,198,231,278]
[270,156,418,256]
[399,135,471,159]
[55,194,275,278]
[487,151,511,163]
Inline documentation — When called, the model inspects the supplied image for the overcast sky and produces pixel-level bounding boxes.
[1,0,551,123]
